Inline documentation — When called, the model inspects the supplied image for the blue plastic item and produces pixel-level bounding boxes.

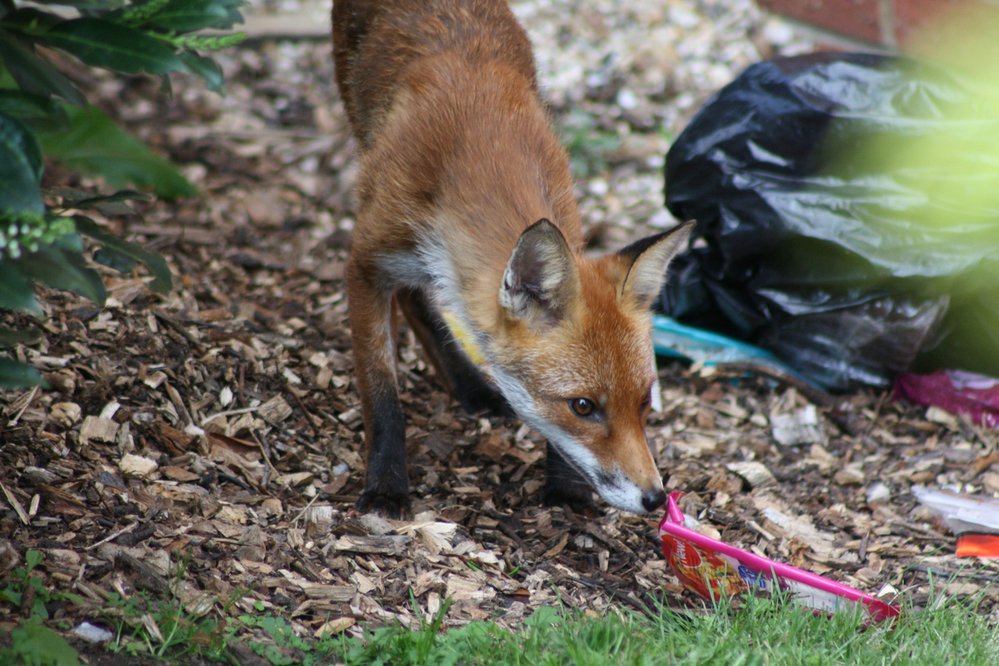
[652,315,815,387]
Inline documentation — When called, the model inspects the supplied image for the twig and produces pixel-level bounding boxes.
[86,521,138,551]
[238,364,246,412]
[864,390,890,438]
[249,429,277,486]
[154,311,203,350]
[291,493,322,527]
[0,482,29,525]
[164,382,195,429]
[199,405,259,425]
[712,361,837,408]
[6,386,39,427]
[576,575,658,619]
[287,388,322,435]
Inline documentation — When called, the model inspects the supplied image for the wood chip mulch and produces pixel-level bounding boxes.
[2,15,998,649]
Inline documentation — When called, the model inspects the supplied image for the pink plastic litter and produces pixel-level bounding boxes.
[893,370,999,428]
[659,492,900,623]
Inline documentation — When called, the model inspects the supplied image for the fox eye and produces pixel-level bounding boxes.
[568,397,596,418]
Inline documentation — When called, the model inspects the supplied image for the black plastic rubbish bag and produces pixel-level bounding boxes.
[659,52,999,391]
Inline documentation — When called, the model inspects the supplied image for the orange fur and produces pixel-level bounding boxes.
[334,0,692,516]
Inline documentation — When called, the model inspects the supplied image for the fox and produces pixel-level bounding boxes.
[332,0,693,518]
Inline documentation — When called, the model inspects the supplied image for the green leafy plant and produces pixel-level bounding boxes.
[332,594,456,666]
[0,617,81,666]
[237,595,456,666]
[558,108,621,180]
[0,550,83,665]
[98,555,239,661]
[240,614,313,666]
[0,0,246,388]
[1,549,48,618]
[105,589,235,660]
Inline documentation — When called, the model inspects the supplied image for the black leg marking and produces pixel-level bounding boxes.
[356,384,411,519]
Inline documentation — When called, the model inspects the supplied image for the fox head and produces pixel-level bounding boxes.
[489,219,694,514]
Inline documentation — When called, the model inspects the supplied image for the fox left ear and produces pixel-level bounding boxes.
[617,220,695,308]
[500,219,579,329]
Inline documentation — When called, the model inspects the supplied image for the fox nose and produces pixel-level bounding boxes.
[641,488,667,513]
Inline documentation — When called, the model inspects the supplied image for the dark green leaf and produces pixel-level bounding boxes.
[0,325,41,348]
[68,216,139,276]
[32,0,111,7]
[39,104,196,199]
[75,216,172,293]
[1,8,63,36]
[0,111,43,214]
[42,18,188,76]
[0,29,86,104]
[178,50,222,92]
[0,356,44,388]
[62,189,150,216]
[70,190,151,208]
[0,89,68,131]
[93,246,138,273]
[12,243,106,305]
[144,0,244,32]
[0,109,40,177]
[0,262,39,312]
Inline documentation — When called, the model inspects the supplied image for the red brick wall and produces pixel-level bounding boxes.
[758,0,999,48]
[758,0,884,43]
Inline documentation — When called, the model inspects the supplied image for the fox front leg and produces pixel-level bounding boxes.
[347,259,410,518]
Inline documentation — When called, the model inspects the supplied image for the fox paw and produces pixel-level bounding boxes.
[356,490,411,519]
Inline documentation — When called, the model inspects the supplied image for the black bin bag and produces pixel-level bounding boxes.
[659,52,999,391]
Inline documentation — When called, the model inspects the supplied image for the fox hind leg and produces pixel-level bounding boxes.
[543,443,597,512]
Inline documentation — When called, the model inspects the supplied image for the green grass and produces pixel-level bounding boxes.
[3,550,997,665]
[329,591,999,666]
[103,589,236,661]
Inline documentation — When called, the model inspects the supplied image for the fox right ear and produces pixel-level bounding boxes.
[616,220,695,308]
[500,219,578,328]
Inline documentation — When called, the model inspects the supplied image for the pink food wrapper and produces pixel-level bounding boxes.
[659,492,900,623]
[893,370,999,428]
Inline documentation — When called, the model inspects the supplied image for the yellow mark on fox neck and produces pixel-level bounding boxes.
[442,310,488,368]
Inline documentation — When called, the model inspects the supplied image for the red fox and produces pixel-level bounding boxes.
[332,0,693,517]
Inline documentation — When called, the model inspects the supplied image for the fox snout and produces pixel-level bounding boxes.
[577,435,668,514]
[589,468,667,513]
[643,488,668,512]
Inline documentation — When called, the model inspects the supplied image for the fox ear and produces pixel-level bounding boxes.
[617,220,695,308]
[500,219,578,328]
